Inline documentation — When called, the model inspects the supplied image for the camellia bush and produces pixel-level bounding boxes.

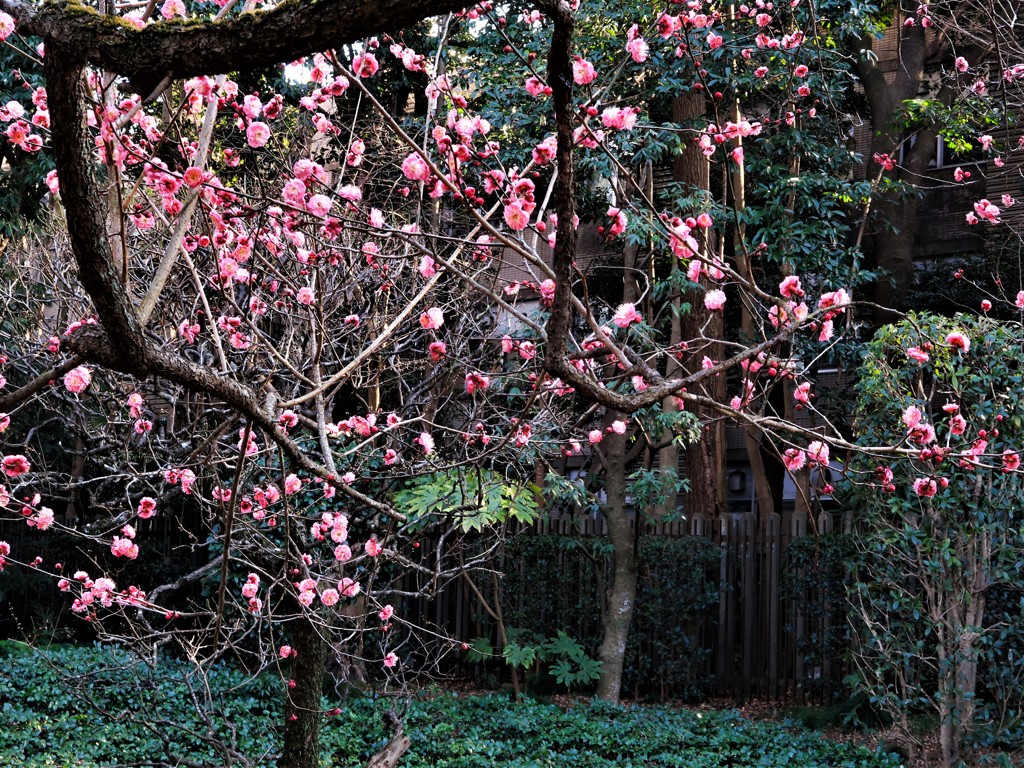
[846,312,1024,766]
[0,0,1021,766]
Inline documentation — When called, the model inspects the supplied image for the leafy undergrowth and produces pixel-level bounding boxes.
[0,642,902,767]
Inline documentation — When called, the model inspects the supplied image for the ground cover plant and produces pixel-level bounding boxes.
[0,642,902,768]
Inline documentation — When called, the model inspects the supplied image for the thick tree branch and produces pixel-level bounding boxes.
[7,0,471,90]
[46,47,146,368]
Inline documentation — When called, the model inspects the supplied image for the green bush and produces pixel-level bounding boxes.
[0,642,902,767]
[844,313,1024,760]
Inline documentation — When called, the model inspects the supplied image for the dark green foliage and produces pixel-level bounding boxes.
[783,534,859,686]
[0,642,280,767]
[0,642,901,767]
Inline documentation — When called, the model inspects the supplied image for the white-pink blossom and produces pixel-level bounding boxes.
[420,307,444,329]
[64,366,92,394]
[704,290,727,311]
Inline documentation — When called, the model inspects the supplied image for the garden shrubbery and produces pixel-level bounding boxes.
[0,642,900,767]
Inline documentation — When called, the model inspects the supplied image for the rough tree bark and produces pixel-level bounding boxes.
[673,91,727,523]
[594,420,635,703]
[280,615,329,768]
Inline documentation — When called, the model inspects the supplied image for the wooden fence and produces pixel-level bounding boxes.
[1,507,856,702]
[419,508,856,703]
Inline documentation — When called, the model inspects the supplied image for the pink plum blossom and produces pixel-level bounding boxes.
[64,366,92,394]
[600,106,639,131]
[806,441,829,466]
[246,122,271,148]
[0,12,15,41]
[524,76,550,97]
[913,477,938,497]
[160,0,186,19]
[503,200,531,231]
[353,53,379,78]
[704,290,727,310]
[111,537,139,559]
[1003,451,1021,472]
[625,25,649,62]
[137,497,157,519]
[182,167,204,188]
[780,276,804,299]
[465,372,490,394]
[401,152,431,182]
[902,405,923,430]
[906,347,929,364]
[946,332,970,353]
[416,432,435,455]
[612,303,643,328]
[572,59,597,85]
[306,194,332,217]
[28,507,54,531]
[783,449,806,471]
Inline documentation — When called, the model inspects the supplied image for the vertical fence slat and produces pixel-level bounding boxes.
[741,513,756,701]
[766,512,781,699]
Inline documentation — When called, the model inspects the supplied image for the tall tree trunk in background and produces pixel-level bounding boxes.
[673,91,727,522]
[726,99,782,522]
[854,7,947,323]
[279,613,328,768]
[595,419,635,703]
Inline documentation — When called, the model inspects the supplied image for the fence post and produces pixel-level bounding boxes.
[741,512,756,702]
[765,512,781,699]
[790,510,808,702]
[816,511,835,701]
[716,513,732,695]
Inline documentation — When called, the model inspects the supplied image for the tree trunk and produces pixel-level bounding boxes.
[672,91,727,521]
[279,613,328,768]
[871,196,921,319]
[937,642,961,768]
[595,420,636,703]
[854,14,947,323]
